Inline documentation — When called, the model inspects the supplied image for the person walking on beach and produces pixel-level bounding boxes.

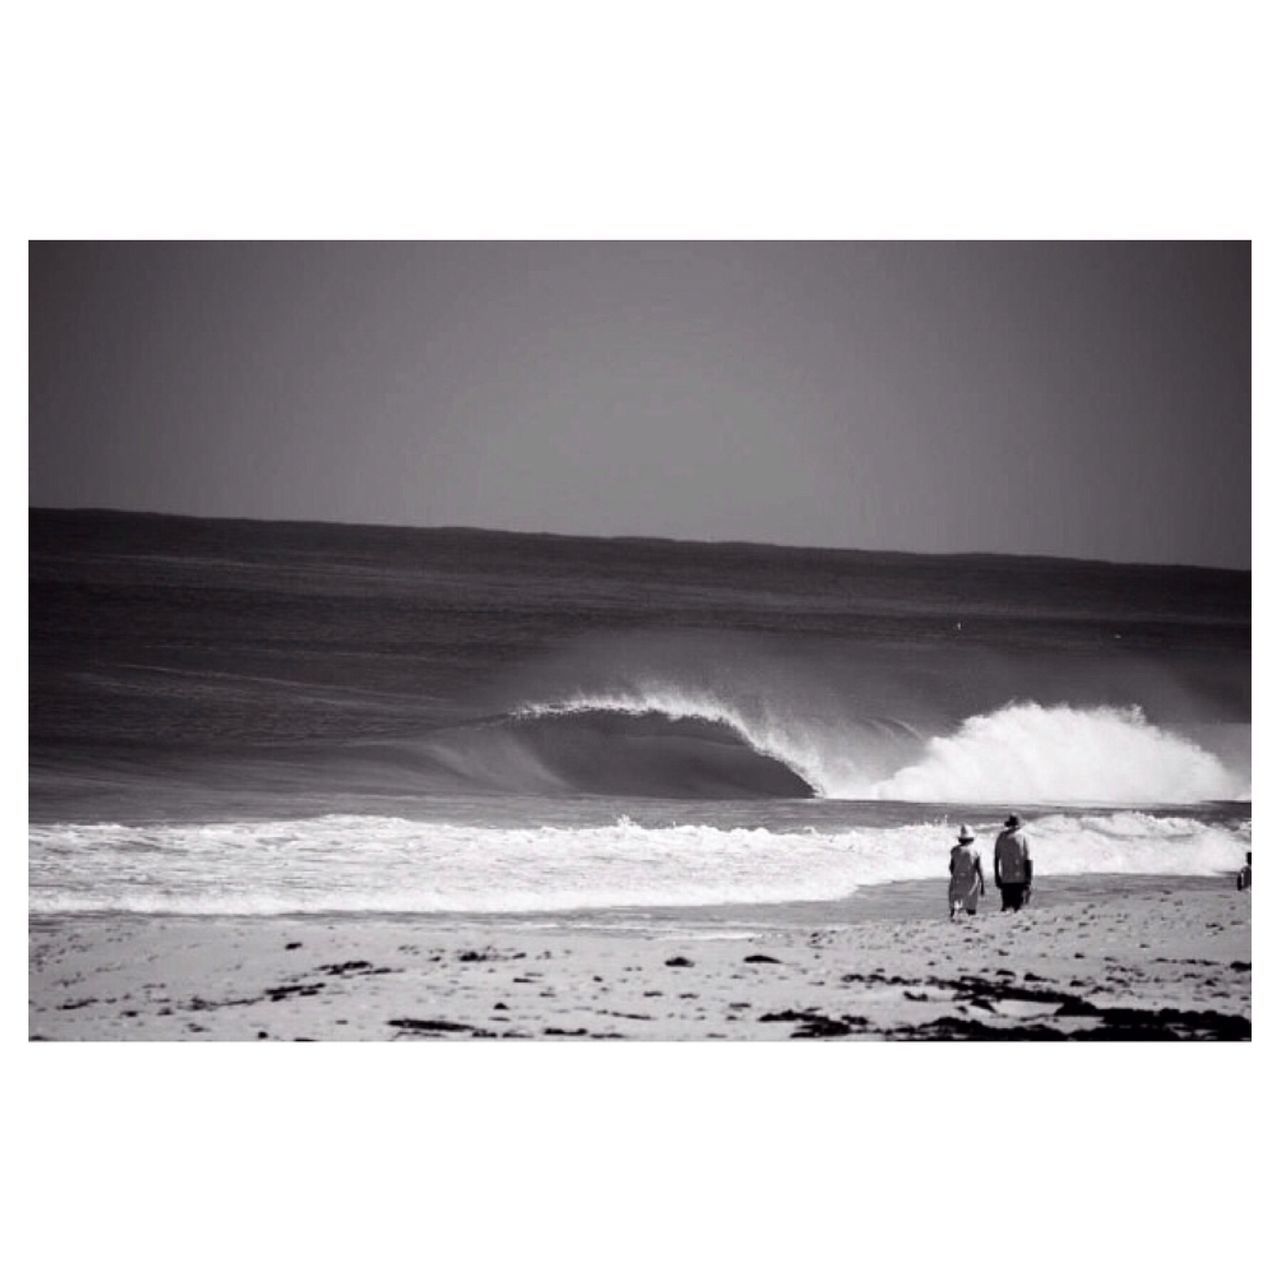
[1237,851,1251,891]
[948,824,985,919]
[993,813,1032,912]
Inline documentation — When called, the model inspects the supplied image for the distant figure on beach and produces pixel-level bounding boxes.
[993,814,1033,912]
[948,824,985,919]
[1237,851,1251,891]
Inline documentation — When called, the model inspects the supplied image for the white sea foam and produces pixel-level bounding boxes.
[872,703,1234,804]
[29,809,1247,915]
[518,692,1243,805]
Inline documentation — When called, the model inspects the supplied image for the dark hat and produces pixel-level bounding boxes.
[1004,813,1021,828]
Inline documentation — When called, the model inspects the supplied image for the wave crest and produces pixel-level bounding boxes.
[514,693,836,796]
[515,692,1240,805]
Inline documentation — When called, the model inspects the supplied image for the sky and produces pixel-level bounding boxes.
[28,241,1250,568]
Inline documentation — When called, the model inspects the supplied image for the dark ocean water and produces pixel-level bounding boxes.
[29,509,1250,914]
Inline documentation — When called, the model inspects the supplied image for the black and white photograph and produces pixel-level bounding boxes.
[28,239,1251,1042]
[14,7,1272,1274]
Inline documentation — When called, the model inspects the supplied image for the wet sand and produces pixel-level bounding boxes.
[28,876,1251,1041]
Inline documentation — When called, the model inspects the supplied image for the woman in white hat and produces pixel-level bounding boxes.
[948,824,985,919]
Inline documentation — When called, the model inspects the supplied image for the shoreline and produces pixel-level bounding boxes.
[27,872,1239,929]
[30,875,1251,1041]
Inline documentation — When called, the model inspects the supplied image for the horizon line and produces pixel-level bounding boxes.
[28,503,1251,575]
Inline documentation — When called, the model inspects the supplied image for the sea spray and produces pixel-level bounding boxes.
[873,703,1234,804]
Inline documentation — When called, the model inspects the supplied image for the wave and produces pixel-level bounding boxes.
[872,703,1234,804]
[511,691,914,799]
[508,692,1241,805]
[34,690,1244,809]
[29,810,1248,915]
[429,708,814,799]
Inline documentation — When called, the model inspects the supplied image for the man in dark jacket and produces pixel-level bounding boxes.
[1236,851,1251,891]
[993,814,1033,911]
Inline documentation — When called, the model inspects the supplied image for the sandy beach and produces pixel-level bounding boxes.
[29,875,1250,1041]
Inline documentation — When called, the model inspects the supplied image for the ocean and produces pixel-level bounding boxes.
[29,509,1251,916]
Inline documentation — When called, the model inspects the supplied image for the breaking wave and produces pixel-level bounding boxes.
[874,703,1234,804]
[429,706,815,799]
[509,693,1239,805]
[29,810,1248,915]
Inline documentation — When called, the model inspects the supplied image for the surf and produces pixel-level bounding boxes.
[28,809,1250,915]
[425,707,814,799]
[505,693,1241,805]
[870,703,1236,805]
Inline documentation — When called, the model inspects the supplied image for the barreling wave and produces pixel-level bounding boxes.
[431,706,815,799]
[509,692,1240,805]
[29,810,1249,915]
